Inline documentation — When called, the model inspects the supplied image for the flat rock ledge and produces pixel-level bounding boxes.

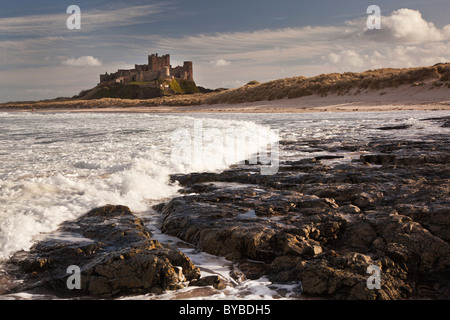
[5,205,201,298]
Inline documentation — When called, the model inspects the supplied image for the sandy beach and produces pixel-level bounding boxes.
[13,102,449,114]
[2,83,449,114]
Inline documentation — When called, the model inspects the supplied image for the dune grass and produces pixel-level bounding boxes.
[204,63,450,104]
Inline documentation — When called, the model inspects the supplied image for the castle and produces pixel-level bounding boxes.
[99,53,193,84]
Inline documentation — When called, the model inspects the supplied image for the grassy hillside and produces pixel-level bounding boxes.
[78,83,163,100]
[204,63,450,104]
[76,79,200,100]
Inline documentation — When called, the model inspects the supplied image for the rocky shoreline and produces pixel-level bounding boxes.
[5,205,202,297]
[3,116,449,300]
[155,123,449,300]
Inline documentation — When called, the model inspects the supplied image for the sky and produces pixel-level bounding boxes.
[0,0,449,102]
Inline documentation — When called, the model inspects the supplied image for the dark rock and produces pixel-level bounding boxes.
[314,155,345,161]
[189,275,227,290]
[360,154,397,165]
[230,270,246,283]
[6,205,201,298]
[377,125,412,130]
[420,116,450,128]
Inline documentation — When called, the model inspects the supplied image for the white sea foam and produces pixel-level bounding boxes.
[0,113,278,261]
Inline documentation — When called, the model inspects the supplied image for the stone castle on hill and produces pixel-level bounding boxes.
[99,53,193,84]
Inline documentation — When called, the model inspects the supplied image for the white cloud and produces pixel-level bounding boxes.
[325,41,450,72]
[384,9,444,42]
[362,8,450,44]
[211,59,231,67]
[327,50,368,68]
[61,56,102,67]
[321,9,450,73]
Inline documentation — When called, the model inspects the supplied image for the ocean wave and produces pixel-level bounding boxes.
[0,113,277,260]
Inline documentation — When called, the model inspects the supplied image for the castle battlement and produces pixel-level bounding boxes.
[100,53,193,84]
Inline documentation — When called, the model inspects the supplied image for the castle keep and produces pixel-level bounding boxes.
[100,54,193,84]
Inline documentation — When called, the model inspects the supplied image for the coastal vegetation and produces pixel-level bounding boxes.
[1,63,449,110]
[204,63,450,104]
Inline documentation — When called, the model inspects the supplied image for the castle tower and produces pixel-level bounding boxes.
[183,61,193,81]
[148,53,170,71]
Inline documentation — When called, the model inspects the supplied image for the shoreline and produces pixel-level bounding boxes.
[2,87,449,114]
[1,102,449,114]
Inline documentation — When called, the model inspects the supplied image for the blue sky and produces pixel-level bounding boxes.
[0,0,449,102]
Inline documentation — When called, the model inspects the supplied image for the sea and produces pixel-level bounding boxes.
[0,109,448,300]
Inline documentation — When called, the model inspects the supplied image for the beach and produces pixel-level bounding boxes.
[1,80,449,114]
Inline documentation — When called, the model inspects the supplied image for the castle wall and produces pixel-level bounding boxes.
[100,54,193,84]
[170,62,193,81]
[100,74,112,83]
[141,70,161,81]
[170,66,185,80]
[135,64,150,72]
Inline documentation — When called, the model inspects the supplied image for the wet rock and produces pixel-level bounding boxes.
[352,191,384,209]
[339,204,361,214]
[189,275,227,290]
[377,125,412,130]
[314,155,345,161]
[421,116,450,128]
[297,252,416,300]
[6,205,201,298]
[230,270,246,283]
[360,154,397,165]
[431,207,450,225]
[158,188,341,264]
[376,213,450,273]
